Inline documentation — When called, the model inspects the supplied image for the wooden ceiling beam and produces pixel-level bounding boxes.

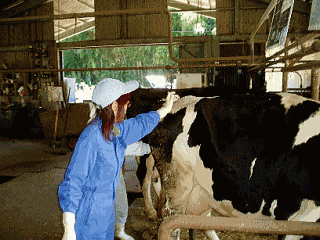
[0,0,53,18]
[249,0,311,15]
[168,0,216,18]
[75,0,94,9]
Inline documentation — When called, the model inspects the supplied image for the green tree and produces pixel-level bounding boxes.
[172,11,216,36]
[61,12,216,86]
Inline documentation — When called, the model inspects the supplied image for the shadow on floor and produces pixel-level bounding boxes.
[0,176,16,184]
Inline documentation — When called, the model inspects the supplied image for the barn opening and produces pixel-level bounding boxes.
[59,10,217,103]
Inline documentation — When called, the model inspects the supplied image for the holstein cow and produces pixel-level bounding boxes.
[127,90,320,240]
[129,86,261,219]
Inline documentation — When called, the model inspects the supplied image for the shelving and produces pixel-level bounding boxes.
[0,41,58,100]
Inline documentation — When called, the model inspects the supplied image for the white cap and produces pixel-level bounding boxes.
[92,78,139,108]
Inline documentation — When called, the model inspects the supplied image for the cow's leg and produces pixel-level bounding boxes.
[172,229,181,240]
[280,200,320,240]
[189,229,196,239]
[152,166,161,198]
[202,211,220,240]
[280,235,304,240]
[142,154,158,220]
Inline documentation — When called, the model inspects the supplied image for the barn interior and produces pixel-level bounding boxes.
[0,0,319,239]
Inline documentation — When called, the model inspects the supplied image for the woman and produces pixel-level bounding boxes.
[58,78,176,240]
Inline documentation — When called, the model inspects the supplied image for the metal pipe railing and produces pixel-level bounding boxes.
[158,215,320,240]
[251,33,320,71]
[0,62,245,74]
[284,61,320,72]
[251,40,320,72]
[256,33,320,64]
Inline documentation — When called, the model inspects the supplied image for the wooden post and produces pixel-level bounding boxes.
[234,0,240,36]
[282,39,289,93]
[311,68,320,100]
[0,73,4,93]
[22,72,29,96]
[282,67,288,93]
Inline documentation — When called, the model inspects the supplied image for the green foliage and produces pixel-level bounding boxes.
[170,10,216,37]
[63,41,179,87]
[61,12,216,86]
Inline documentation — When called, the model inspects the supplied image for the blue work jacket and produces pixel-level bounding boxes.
[58,111,160,239]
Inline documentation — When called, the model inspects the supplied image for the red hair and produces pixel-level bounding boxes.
[98,93,130,142]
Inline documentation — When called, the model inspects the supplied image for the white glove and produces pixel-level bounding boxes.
[62,212,76,240]
[125,141,151,156]
[157,92,179,119]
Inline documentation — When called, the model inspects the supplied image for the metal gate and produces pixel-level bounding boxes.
[158,215,320,240]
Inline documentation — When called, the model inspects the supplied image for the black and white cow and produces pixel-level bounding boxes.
[129,86,261,218]
[127,89,320,240]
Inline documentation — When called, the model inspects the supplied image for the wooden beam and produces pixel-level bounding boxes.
[282,39,289,93]
[311,68,320,100]
[55,21,95,41]
[234,0,240,35]
[168,0,216,18]
[249,0,277,43]
[0,8,168,23]
[248,0,311,15]
[249,0,277,65]
[75,0,94,9]
[0,0,53,18]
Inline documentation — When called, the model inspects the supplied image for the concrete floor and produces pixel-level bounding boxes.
[0,138,143,240]
[0,138,280,240]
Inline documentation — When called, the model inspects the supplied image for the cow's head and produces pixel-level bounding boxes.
[127,88,170,119]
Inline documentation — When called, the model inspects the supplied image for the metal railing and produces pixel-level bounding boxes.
[158,215,320,240]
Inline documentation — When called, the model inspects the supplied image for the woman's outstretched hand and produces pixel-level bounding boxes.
[157,92,180,119]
